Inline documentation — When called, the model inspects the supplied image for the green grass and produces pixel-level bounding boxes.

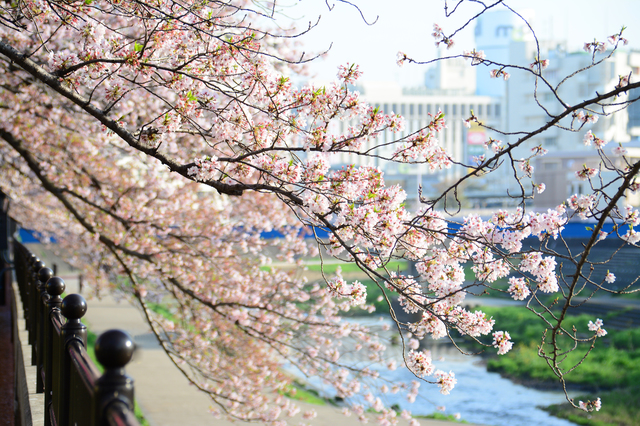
[469,306,640,426]
[147,302,175,322]
[414,412,469,423]
[304,260,407,274]
[279,382,328,405]
[543,386,640,426]
[474,306,640,389]
[333,278,396,316]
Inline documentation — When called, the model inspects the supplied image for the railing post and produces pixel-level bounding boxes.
[59,294,87,426]
[36,266,53,394]
[23,252,37,332]
[30,259,44,367]
[44,276,64,426]
[94,330,136,426]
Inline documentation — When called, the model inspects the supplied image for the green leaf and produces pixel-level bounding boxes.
[134,42,144,52]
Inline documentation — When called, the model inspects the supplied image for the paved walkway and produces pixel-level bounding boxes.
[24,245,473,426]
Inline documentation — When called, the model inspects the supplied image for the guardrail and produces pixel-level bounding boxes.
[13,241,140,426]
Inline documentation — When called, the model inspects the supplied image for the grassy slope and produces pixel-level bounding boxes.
[474,306,640,426]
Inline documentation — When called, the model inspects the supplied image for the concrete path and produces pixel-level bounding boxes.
[24,245,473,426]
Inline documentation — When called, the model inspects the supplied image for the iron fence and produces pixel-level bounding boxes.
[13,241,140,426]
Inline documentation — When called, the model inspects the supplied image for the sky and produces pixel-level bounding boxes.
[277,0,640,86]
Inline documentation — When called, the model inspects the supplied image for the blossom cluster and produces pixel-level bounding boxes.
[583,40,607,53]
[492,331,513,355]
[432,23,454,49]
[407,349,434,377]
[575,165,599,181]
[4,1,636,421]
[588,318,607,337]
[579,398,602,412]
[568,194,596,219]
[463,49,486,65]
[507,277,531,301]
[529,58,550,70]
[583,130,607,149]
[490,68,510,80]
[434,370,457,395]
[575,111,599,125]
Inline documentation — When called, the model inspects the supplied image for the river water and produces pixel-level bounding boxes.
[294,318,578,426]
[376,347,577,426]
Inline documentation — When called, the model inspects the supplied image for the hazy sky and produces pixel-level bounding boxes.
[280,0,640,85]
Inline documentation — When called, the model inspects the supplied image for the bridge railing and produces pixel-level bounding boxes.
[13,241,140,426]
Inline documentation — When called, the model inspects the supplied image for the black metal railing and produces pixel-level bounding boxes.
[13,241,140,426]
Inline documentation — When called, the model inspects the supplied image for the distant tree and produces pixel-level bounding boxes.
[1,0,638,422]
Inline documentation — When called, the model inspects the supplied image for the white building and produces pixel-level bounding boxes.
[332,81,504,209]
[472,9,640,208]
[325,9,640,211]
[474,8,535,98]
[424,56,476,94]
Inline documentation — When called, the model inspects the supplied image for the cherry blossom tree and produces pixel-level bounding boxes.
[1,0,639,422]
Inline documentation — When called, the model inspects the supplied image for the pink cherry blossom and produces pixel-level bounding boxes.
[588,319,608,337]
[463,49,486,65]
[492,331,513,355]
[578,398,602,412]
[2,3,636,420]
[434,370,457,395]
[507,277,531,301]
[575,165,598,181]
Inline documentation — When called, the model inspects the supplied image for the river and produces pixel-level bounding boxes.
[375,346,577,426]
[293,318,578,426]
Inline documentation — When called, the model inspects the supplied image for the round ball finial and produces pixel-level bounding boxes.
[39,267,54,284]
[61,294,87,320]
[95,330,135,369]
[33,260,45,273]
[46,276,66,297]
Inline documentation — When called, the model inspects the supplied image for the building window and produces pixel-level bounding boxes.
[401,104,406,115]
[628,88,640,129]
[495,104,501,117]
[427,104,432,114]
[418,104,423,115]
[444,104,449,115]
[392,104,398,113]
[435,104,441,113]
[478,104,484,116]
[487,104,492,116]
[495,25,513,38]
[410,104,414,116]
[452,104,457,116]
[383,104,389,114]
[461,104,466,116]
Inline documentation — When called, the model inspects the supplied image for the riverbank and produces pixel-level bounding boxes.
[475,305,640,426]
[544,386,640,426]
